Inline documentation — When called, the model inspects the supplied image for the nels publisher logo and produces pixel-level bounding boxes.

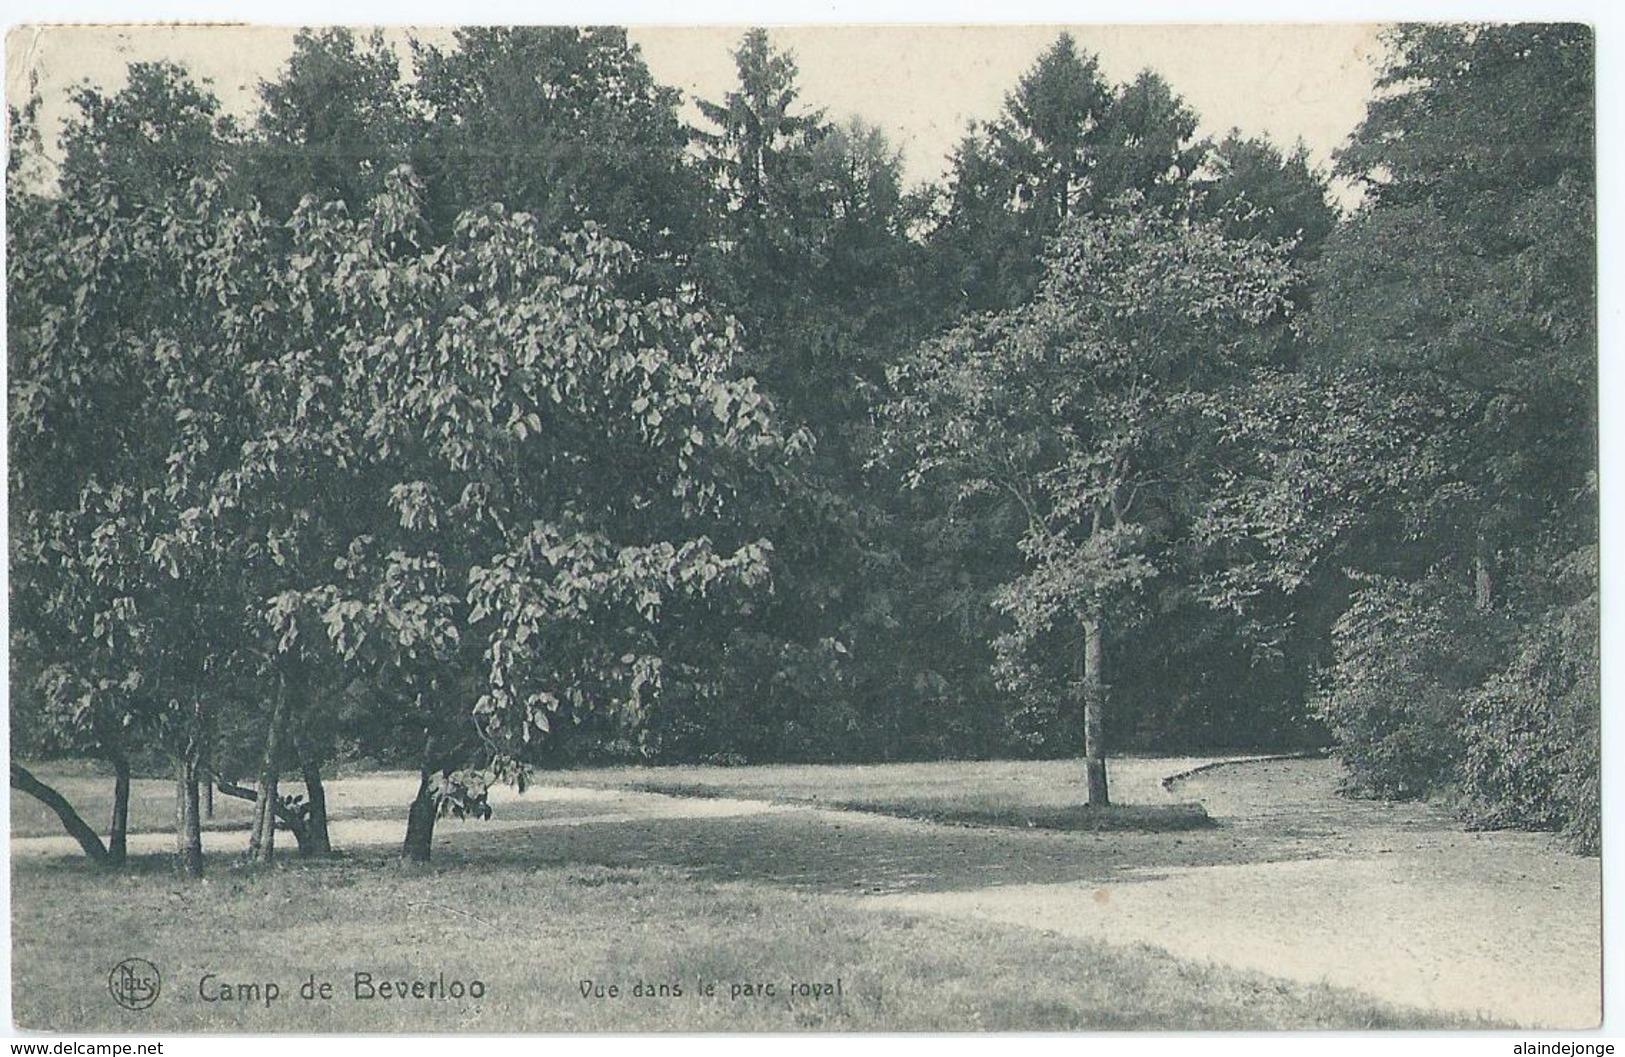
[108,957,161,1011]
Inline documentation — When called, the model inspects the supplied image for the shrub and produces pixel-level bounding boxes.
[1315,573,1509,799]
[1458,588,1599,854]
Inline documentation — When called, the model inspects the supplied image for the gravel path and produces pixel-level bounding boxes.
[865,758,1602,1028]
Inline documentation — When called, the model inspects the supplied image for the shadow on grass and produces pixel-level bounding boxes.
[412,758,1480,896]
[19,846,378,882]
[13,796,1265,901]
[633,781,1215,833]
[783,798,1213,833]
[416,802,1305,896]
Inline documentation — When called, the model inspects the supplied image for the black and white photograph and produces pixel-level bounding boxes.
[2,14,1609,1037]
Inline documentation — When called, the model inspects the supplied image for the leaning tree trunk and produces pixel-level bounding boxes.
[108,754,131,867]
[401,768,438,866]
[1081,612,1110,808]
[10,762,109,866]
[174,754,205,878]
[248,674,291,866]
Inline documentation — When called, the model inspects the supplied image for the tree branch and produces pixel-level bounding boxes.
[210,772,308,832]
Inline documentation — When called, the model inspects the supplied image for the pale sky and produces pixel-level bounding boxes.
[5,23,1386,192]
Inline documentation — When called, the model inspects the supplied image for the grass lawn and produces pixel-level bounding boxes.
[11,757,1532,1030]
[10,852,1491,1032]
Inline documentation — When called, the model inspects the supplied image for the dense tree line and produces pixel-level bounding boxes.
[8,23,1598,872]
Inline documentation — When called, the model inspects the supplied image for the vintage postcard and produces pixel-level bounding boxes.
[4,21,1605,1035]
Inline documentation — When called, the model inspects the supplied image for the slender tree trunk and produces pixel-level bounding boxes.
[248,675,291,866]
[301,759,332,856]
[401,768,438,865]
[1474,531,1494,611]
[108,754,131,867]
[10,763,109,865]
[1081,612,1110,808]
[200,743,215,820]
[174,755,204,878]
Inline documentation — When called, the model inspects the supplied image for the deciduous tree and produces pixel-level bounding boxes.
[886,201,1294,804]
[263,171,782,860]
